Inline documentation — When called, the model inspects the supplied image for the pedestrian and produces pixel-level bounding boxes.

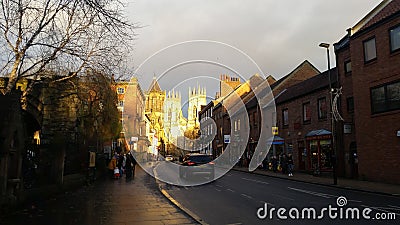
[281,154,288,174]
[131,154,137,179]
[125,152,133,181]
[271,156,278,173]
[287,153,294,176]
[108,153,117,179]
[117,153,124,177]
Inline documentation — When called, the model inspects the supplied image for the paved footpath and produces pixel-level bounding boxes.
[1,167,198,225]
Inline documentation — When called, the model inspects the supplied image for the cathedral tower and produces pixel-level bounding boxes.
[187,85,207,129]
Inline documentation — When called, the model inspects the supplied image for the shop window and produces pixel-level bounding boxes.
[390,24,400,52]
[303,102,311,123]
[371,81,400,114]
[363,37,377,63]
[318,97,327,119]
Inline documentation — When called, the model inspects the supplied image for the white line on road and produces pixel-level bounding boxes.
[387,205,400,210]
[226,188,235,193]
[241,193,253,199]
[287,187,362,203]
[215,184,223,188]
[241,177,269,185]
[361,205,400,216]
[259,201,275,207]
[215,188,222,192]
[288,187,332,199]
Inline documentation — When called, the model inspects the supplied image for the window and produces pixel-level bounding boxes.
[303,102,311,123]
[117,87,125,94]
[344,60,352,74]
[282,109,289,127]
[363,37,377,62]
[347,97,354,113]
[318,98,327,119]
[371,81,400,114]
[390,25,400,52]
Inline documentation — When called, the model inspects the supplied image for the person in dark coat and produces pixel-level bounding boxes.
[271,156,278,173]
[287,153,294,176]
[125,152,133,181]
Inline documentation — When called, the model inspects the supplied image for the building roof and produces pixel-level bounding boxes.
[148,77,162,92]
[275,68,337,104]
[351,0,400,35]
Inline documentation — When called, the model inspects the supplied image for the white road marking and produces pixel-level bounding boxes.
[361,205,400,216]
[287,187,332,199]
[215,188,222,192]
[287,187,362,203]
[215,184,223,188]
[387,205,400,210]
[227,188,235,193]
[241,193,253,199]
[241,177,269,185]
[259,201,275,207]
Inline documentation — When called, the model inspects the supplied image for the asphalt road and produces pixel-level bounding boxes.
[163,170,400,225]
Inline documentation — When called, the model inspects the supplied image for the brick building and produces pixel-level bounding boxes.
[334,0,400,184]
[275,69,338,174]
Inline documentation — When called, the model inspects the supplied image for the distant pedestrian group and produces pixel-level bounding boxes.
[108,152,137,181]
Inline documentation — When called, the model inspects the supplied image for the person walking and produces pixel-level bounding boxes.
[287,153,294,176]
[125,152,133,181]
[108,154,118,179]
[271,156,278,173]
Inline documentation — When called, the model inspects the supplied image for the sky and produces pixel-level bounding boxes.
[124,0,382,104]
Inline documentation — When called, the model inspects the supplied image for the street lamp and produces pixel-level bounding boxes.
[319,42,337,185]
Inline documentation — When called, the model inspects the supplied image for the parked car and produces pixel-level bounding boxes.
[179,153,215,181]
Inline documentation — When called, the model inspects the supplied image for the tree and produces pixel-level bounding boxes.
[0,0,136,95]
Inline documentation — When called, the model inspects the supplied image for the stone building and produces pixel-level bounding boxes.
[144,78,166,154]
[118,78,149,161]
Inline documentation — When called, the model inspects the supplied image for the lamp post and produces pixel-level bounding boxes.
[319,42,337,185]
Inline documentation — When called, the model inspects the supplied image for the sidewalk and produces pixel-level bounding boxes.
[1,167,199,225]
[233,166,400,196]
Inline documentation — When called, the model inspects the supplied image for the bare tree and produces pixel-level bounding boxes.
[0,0,136,95]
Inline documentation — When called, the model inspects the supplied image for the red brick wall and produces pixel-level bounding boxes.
[350,17,400,184]
[277,88,332,171]
[336,45,358,178]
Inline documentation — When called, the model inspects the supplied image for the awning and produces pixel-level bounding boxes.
[267,136,285,145]
[306,129,332,140]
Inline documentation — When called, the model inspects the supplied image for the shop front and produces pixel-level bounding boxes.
[305,129,333,174]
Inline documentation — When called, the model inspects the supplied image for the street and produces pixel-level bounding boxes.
[162,170,400,225]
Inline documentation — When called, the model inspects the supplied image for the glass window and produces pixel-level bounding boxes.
[282,109,289,127]
[318,98,327,119]
[390,25,400,52]
[347,97,354,113]
[117,87,125,94]
[303,102,311,123]
[344,61,352,74]
[363,37,377,62]
[371,81,400,114]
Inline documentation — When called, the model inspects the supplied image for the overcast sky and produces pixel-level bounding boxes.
[125,0,382,94]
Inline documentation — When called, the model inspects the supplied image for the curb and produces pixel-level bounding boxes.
[232,168,400,197]
[153,166,208,225]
